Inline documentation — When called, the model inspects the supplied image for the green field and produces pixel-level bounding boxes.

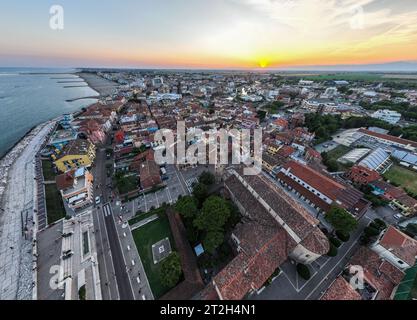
[322,145,352,172]
[303,73,384,82]
[327,145,351,160]
[384,165,417,195]
[291,72,417,83]
[42,160,56,181]
[131,211,175,298]
[45,184,66,224]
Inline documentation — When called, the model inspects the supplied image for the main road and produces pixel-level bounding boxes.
[92,145,134,300]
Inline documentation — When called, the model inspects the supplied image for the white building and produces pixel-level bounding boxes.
[371,109,401,124]
[371,226,417,271]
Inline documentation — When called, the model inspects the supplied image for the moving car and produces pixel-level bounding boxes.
[95,196,101,205]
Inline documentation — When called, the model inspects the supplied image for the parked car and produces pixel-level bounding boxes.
[394,214,403,220]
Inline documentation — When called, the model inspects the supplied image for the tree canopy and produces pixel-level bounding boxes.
[194,196,231,232]
[175,196,198,219]
[203,230,225,254]
[199,171,215,186]
[192,182,209,207]
[325,206,358,234]
[160,252,182,288]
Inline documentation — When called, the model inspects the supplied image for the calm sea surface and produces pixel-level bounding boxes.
[0,68,99,158]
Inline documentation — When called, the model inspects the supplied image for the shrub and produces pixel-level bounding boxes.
[373,219,387,231]
[329,236,342,248]
[297,264,311,280]
[160,252,182,288]
[327,243,338,257]
[360,234,371,246]
[336,230,350,242]
[364,226,381,237]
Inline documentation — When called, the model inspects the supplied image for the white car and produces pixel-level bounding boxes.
[95,196,101,205]
[393,214,403,220]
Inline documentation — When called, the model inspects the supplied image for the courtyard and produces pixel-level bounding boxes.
[131,209,176,298]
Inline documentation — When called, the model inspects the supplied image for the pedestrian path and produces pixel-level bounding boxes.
[130,214,158,231]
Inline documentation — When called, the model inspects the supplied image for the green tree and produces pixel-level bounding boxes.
[175,196,198,219]
[160,252,182,288]
[194,196,231,232]
[192,182,208,207]
[325,206,358,234]
[199,171,215,186]
[203,231,224,254]
[324,159,339,172]
[406,224,417,237]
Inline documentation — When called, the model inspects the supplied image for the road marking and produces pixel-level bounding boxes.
[304,233,362,300]
[174,167,188,195]
[143,193,148,212]
[166,185,173,204]
[103,204,112,217]
[280,270,299,292]
[95,207,119,300]
[108,205,136,300]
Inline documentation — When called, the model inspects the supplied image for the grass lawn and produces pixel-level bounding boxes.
[42,160,56,181]
[45,184,66,224]
[303,73,384,82]
[131,211,176,298]
[129,206,166,226]
[384,165,417,195]
[326,145,351,160]
[322,145,352,172]
[115,175,139,195]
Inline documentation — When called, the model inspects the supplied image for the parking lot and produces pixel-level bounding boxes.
[314,141,340,154]
[125,164,214,215]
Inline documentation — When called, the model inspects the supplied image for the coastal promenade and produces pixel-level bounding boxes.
[0,121,55,300]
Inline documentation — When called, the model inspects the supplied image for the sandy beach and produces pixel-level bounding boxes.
[77,72,119,97]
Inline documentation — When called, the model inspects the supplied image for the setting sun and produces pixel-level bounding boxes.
[258,59,269,68]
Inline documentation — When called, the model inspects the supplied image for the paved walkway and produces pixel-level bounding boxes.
[0,121,54,300]
[130,214,158,231]
[112,202,154,300]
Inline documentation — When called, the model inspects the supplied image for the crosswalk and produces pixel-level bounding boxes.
[103,203,113,217]
[185,177,199,193]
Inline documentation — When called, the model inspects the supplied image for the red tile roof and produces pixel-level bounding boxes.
[56,170,75,190]
[139,160,162,190]
[280,161,369,217]
[359,128,417,148]
[211,171,330,300]
[379,226,417,266]
[282,161,345,200]
[321,277,361,301]
[277,146,295,158]
[346,165,381,185]
[350,246,405,300]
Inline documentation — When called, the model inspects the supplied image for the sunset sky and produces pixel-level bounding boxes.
[1,0,417,69]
